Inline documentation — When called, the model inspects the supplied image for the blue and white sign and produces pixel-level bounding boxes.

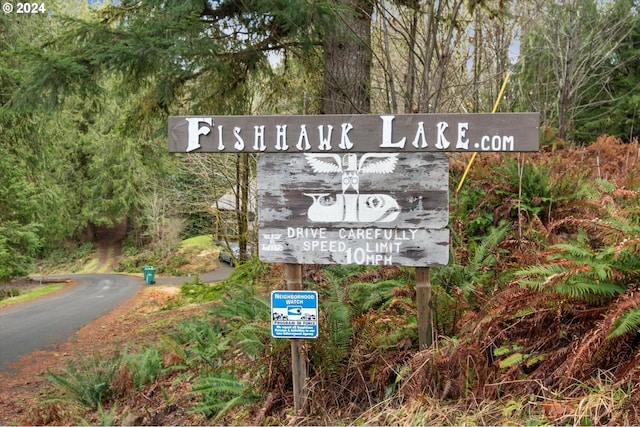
[271,290,318,339]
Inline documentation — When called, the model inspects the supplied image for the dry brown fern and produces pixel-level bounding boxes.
[342,265,402,286]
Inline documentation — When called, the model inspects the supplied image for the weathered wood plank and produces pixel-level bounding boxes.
[168,113,539,153]
[259,227,449,266]
[258,152,449,228]
[257,153,450,266]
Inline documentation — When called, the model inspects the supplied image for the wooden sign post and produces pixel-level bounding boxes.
[168,112,540,413]
[283,264,307,411]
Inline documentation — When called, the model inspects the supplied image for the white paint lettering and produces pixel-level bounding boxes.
[411,121,427,148]
[233,127,244,150]
[287,227,327,239]
[339,123,354,150]
[456,122,469,149]
[318,125,333,151]
[217,125,224,150]
[185,117,212,152]
[492,135,502,151]
[504,135,515,151]
[481,135,490,150]
[436,121,450,149]
[296,125,311,151]
[276,125,288,151]
[253,125,266,151]
[380,115,407,148]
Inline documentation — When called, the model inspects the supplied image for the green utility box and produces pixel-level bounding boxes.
[142,265,156,285]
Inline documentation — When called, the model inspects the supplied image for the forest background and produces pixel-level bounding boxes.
[3,0,640,425]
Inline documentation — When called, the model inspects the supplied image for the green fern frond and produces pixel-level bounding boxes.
[470,223,509,269]
[175,318,230,368]
[432,224,508,304]
[515,263,568,290]
[608,307,640,338]
[125,345,163,389]
[191,374,247,394]
[44,352,120,408]
[347,279,399,313]
[312,268,354,371]
[554,280,626,301]
[595,178,616,193]
[159,335,188,364]
[550,243,594,260]
[191,373,260,420]
[215,287,270,322]
[516,237,639,303]
[232,321,271,359]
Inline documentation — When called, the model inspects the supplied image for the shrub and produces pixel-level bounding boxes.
[0,287,20,300]
[45,352,121,408]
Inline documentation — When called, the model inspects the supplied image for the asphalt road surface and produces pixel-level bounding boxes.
[0,265,236,372]
[0,274,142,372]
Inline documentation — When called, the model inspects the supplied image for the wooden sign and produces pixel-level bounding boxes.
[257,152,449,267]
[168,113,539,153]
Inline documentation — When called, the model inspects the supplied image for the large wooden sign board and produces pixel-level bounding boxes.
[168,113,539,153]
[168,112,539,413]
[258,152,449,266]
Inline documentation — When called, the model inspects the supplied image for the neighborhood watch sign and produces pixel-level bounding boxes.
[168,113,539,153]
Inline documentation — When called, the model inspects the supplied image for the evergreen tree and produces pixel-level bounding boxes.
[0,13,55,278]
[19,0,339,253]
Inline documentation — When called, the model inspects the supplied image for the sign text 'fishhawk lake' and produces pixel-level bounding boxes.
[168,113,540,153]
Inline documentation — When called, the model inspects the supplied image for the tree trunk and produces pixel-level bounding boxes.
[430,0,463,112]
[558,6,578,140]
[321,0,373,114]
[236,153,250,261]
[405,7,418,113]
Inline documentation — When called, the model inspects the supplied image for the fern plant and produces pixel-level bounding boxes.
[516,240,634,305]
[347,279,400,313]
[451,184,494,238]
[212,284,272,359]
[516,218,640,339]
[309,266,354,372]
[433,223,509,303]
[609,308,640,338]
[122,345,164,389]
[45,351,121,408]
[190,372,260,421]
[176,318,230,369]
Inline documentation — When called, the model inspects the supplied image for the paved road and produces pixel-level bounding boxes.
[0,266,235,372]
[0,274,142,372]
[154,264,234,285]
